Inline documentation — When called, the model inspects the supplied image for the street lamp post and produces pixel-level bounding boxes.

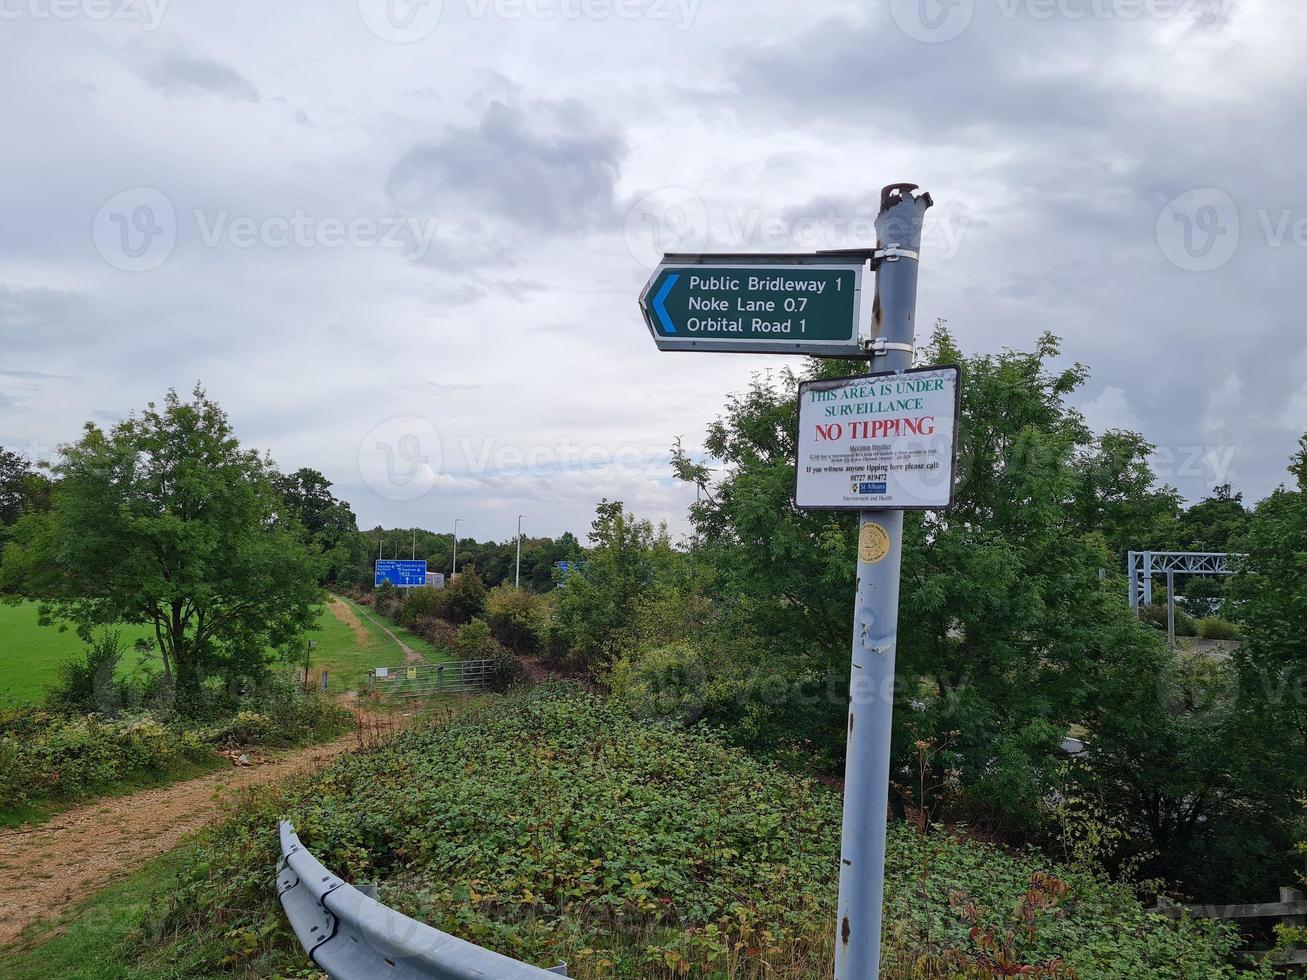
[452,518,461,578]
[515,515,523,588]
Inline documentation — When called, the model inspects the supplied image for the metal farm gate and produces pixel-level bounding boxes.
[367,660,493,699]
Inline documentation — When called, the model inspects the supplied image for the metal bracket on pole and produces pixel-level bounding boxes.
[873,244,920,264]
[866,337,915,357]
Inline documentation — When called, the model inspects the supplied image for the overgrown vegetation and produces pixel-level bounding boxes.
[580,328,1305,903]
[0,637,351,823]
[134,687,1254,979]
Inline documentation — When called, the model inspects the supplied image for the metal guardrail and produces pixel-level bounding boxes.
[277,821,567,978]
[368,660,494,699]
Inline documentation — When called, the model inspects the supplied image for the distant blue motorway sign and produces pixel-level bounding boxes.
[375,559,428,587]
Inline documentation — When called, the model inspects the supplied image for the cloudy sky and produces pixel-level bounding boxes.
[2,0,1303,542]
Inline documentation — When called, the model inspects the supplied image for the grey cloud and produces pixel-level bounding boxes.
[386,98,626,235]
[735,15,1104,140]
[133,51,260,102]
[0,369,71,380]
[0,284,95,352]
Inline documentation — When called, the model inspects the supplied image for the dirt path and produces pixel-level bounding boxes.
[326,596,371,647]
[348,598,425,664]
[0,734,356,946]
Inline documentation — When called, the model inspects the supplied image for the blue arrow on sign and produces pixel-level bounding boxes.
[653,273,679,334]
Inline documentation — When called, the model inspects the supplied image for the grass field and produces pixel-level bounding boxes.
[0,594,453,708]
[303,594,453,696]
[0,603,158,709]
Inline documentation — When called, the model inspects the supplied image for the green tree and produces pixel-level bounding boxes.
[673,329,1168,817]
[1067,429,1181,561]
[437,565,487,624]
[1176,484,1252,553]
[1,386,322,706]
[484,584,547,654]
[549,500,678,669]
[0,448,52,525]
[273,468,363,585]
[0,448,53,572]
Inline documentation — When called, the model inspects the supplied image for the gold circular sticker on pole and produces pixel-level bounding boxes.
[858,523,891,564]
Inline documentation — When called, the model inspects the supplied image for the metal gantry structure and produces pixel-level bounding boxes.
[1127,550,1240,645]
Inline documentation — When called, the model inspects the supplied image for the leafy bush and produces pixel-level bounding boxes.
[610,642,715,725]
[45,631,133,715]
[0,677,349,813]
[149,687,1253,978]
[455,618,501,660]
[435,566,487,625]
[484,584,547,654]
[0,709,211,808]
[1138,603,1198,637]
[230,677,353,747]
[398,586,445,627]
[411,615,463,654]
[1195,616,1241,640]
[487,646,526,692]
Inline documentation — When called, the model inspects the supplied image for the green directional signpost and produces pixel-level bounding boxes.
[638,185,944,980]
[639,254,866,355]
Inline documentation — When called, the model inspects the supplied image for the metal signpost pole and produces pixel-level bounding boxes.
[515,514,523,588]
[452,518,461,577]
[834,185,932,980]
[1166,570,1176,647]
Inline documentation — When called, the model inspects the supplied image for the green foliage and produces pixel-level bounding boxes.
[373,580,398,615]
[398,585,446,626]
[1174,484,1252,553]
[0,447,53,576]
[455,619,500,659]
[1069,645,1301,899]
[0,447,50,526]
[202,678,352,748]
[1137,603,1198,637]
[0,386,323,708]
[1195,617,1241,641]
[140,688,1252,978]
[273,468,363,586]
[1068,429,1183,563]
[437,566,488,625]
[610,642,717,726]
[548,500,680,669]
[668,329,1173,818]
[0,709,211,811]
[44,631,138,715]
[484,584,548,655]
[0,677,349,816]
[411,615,464,654]
[884,828,1258,979]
